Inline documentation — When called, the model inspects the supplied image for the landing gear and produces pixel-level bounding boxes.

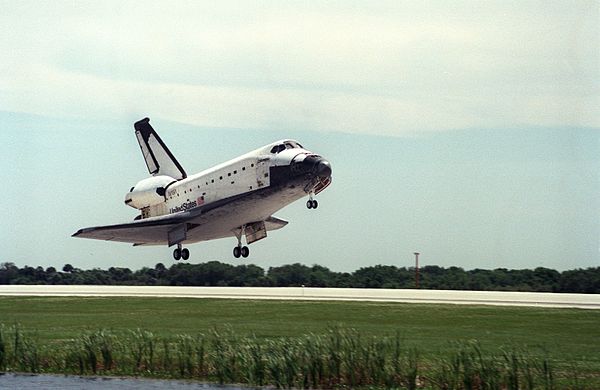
[233,227,250,258]
[233,245,249,258]
[306,193,318,209]
[173,244,190,261]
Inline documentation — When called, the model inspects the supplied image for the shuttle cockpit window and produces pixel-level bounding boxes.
[271,141,303,154]
[286,141,303,149]
[270,144,286,154]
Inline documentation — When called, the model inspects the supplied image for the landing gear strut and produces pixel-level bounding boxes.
[233,227,250,258]
[173,244,190,261]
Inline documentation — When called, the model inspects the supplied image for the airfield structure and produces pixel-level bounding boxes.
[414,252,420,288]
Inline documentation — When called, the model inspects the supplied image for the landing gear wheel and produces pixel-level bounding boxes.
[312,200,318,209]
[241,246,249,258]
[181,248,190,260]
[233,246,241,258]
[307,200,313,209]
[173,248,182,261]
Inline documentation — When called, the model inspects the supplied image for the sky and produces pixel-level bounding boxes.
[1,1,599,272]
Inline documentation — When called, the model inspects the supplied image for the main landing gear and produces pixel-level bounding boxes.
[173,243,190,261]
[233,227,250,258]
[233,245,249,258]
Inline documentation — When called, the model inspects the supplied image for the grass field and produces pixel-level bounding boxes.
[0,297,598,364]
[0,297,598,387]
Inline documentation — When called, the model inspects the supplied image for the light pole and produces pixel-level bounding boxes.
[414,252,420,288]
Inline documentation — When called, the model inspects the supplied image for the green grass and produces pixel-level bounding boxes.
[0,297,598,369]
[0,297,599,388]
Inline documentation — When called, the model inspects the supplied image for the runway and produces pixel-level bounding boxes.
[0,285,599,309]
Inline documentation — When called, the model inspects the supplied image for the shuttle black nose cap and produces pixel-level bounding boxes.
[317,159,332,179]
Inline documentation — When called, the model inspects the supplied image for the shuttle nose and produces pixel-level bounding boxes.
[291,154,332,179]
[316,159,332,179]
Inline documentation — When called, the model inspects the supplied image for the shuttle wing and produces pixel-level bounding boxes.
[72,214,189,245]
[73,208,288,246]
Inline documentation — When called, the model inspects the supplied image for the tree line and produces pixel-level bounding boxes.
[0,261,599,293]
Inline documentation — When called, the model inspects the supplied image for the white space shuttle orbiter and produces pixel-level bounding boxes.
[73,118,332,260]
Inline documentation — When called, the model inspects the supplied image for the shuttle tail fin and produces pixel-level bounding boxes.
[134,118,187,180]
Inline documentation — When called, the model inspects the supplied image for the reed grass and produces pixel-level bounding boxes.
[0,323,596,389]
[0,324,6,371]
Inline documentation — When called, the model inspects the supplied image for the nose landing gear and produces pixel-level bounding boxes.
[173,243,190,261]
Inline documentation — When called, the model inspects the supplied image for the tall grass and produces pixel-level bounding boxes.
[0,323,595,389]
[0,324,6,371]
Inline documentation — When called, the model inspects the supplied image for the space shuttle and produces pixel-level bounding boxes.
[73,118,332,260]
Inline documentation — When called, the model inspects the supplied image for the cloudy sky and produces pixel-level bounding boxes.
[1,1,599,272]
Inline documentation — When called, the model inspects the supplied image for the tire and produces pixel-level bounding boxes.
[312,200,318,209]
[173,248,181,260]
[241,246,249,258]
[307,200,313,209]
[233,246,241,258]
[181,248,190,260]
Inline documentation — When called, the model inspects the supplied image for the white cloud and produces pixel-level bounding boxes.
[1,1,598,136]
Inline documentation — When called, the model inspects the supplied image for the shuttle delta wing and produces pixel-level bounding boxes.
[73,187,289,246]
[72,214,191,245]
[73,215,287,246]
[134,118,187,180]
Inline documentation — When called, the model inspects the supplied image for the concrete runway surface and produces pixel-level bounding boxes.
[0,285,599,309]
